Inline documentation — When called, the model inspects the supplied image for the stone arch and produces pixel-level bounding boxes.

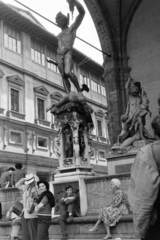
[84,0,116,58]
[122,0,143,56]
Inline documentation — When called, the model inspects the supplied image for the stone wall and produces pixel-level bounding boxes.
[0,187,20,215]
[85,174,130,214]
[127,0,160,133]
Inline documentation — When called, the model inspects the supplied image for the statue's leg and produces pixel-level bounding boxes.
[57,54,71,93]
[138,117,145,139]
[120,130,141,148]
[64,54,81,92]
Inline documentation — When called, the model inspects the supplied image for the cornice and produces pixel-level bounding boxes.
[34,85,49,96]
[7,75,25,86]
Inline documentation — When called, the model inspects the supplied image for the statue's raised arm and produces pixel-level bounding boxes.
[67,0,85,30]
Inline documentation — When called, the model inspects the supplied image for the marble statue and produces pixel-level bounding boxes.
[54,0,85,93]
[116,77,152,149]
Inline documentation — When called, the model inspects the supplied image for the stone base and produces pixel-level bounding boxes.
[108,140,153,175]
[0,215,139,240]
[50,171,95,217]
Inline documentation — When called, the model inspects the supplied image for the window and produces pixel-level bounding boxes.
[91,80,100,93]
[47,48,59,73]
[4,24,21,54]
[97,120,102,136]
[101,86,106,96]
[37,98,45,119]
[11,89,19,112]
[99,151,105,159]
[37,136,48,149]
[9,130,23,145]
[34,85,49,123]
[31,40,45,66]
[7,75,25,120]
[80,74,90,88]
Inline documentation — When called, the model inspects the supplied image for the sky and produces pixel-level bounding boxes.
[2,0,103,65]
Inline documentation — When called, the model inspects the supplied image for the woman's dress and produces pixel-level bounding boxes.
[98,189,129,226]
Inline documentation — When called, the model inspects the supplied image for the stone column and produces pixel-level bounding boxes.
[103,63,122,144]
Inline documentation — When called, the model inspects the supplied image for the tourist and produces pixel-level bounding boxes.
[58,185,80,240]
[0,167,15,188]
[128,115,160,240]
[12,163,25,186]
[6,200,23,240]
[35,180,55,240]
[89,179,129,240]
[15,173,39,240]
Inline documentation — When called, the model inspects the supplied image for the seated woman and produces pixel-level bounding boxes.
[88,178,129,240]
[35,180,55,240]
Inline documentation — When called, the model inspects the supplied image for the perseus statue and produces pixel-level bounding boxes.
[48,0,86,94]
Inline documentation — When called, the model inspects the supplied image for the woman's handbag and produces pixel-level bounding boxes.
[12,201,23,216]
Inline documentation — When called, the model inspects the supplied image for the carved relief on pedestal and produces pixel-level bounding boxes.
[48,91,94,172]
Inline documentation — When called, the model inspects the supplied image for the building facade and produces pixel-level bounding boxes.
[0,2,109,180]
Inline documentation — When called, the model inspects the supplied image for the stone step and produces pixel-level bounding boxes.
[0,215,140,240]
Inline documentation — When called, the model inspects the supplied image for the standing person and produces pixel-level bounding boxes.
[35,180,55,240]
[0,167,15,188]
[12,163,25,186]
[58,185,80,240]
[15,173,39,240]
[128,115,160,240]
[88,179,129,240]
[47,0,85,94]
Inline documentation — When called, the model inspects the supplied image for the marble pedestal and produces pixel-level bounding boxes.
[107,139,153,175]
[50,168,95,218]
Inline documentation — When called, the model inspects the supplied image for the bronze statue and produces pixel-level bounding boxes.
[64,126,73,158]
[117,78,152,148]
[54,0,85,93]
[79,129,85,157]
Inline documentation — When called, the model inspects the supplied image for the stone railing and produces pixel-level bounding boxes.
[35,118,51,128]
[84,174,130,214]
[7,111,25,120]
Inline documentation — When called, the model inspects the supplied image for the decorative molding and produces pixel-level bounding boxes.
[95,110,104,118]
[26,130,31,151]
[7,75,25,86]
[0,69,5,78]
[50,136,53,155]
[50,92,63,101]
[3,124,7,147]
[32,131,36,152]
[7,111,25,120]
[99,136,107,143]
[35,118,51,128]
[0,108,5,115]
[89,134,97,141]
[34,85,49,96]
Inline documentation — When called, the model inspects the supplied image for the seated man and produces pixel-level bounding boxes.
[58,185,80,240]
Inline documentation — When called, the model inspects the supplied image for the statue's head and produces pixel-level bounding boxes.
[56,12,69,29]
[130,79,141,96]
